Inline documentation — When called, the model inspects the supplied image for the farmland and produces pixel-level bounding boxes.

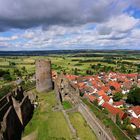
[0,50,140,99]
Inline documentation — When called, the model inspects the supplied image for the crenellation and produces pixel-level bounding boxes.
[0,87,36,140]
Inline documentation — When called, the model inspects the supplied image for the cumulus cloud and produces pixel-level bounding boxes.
[1,19,140,50]
[96,14,140,40]
[0,0,140,50]
[0,0,129,31]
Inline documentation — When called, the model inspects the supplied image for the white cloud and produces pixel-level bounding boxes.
[0,13,140,50]
[97,14,139,34]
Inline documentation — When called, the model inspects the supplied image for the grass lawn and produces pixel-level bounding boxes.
[69,112,98,140]
[23,90,73,140]
[62,101,72,110]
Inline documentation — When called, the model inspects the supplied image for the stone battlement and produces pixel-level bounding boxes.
[0,87,36,140]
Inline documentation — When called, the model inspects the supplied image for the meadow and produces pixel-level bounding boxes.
[0,51,140,98]
[23,90,73,140]
[1,51,140,140]
[23,90,97,140]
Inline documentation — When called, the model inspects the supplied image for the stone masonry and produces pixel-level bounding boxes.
[36,59,53,92]
[55,73,117,140]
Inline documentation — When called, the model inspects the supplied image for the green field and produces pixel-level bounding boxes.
[23,90,99,140]
[0,52,139,99]
[23,90,73,140]
[62,101,72,110]
[1,51,139,139]
[0,52,139,84]
[69,112,97,140]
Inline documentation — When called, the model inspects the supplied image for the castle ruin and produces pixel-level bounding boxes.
[36,59,53,92]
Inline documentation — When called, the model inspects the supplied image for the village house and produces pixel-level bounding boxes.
[128,106,140,118]
[131,117,140,128]
[113,100,124,108]
[65,72,140,126]
[102,102,127,121]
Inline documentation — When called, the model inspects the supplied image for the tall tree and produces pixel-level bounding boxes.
[127,87,140,105]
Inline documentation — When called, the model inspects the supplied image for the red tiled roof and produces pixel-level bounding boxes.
[91,80,98,86]
[82,76,94,80]
[127,74,137,78]
[101,86,109,92]
[113,101,124,106]
[89,95,96,102]
[97,90,106,96]
[102,102,126,119]
[108,81,121,89]
[77,82,86,88]
[84,94,96,102]
[91,80,100,89]
[130,106,140,116]
[131,117,140,128]
[52,71,57,79]
[94,76,100,82]
[102,94,111,102]
[66,75,77,81]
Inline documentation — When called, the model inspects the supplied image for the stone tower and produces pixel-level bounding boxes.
[36,59,53,92]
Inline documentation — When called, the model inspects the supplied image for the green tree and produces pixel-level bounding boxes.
[3,74,12,81]
[127,87,140,105]
[113,92,123,101]
[93,99,98,106]
[102,108,109,115]
[126,125,136,137]
[21,66,27,72]
[116,114,121,126]
[0,84,13,99]
[80,91,84,97]
[14,68,22,76]
[9,61,16,66]
[121,118,130,129]
[74,68,78,75]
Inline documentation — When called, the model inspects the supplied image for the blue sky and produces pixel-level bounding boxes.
[0,0,140,50]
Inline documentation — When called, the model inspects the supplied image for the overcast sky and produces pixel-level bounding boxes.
[0,0,140,50]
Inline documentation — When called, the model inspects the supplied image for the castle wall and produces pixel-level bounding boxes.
[0,96,10,122]
[78,103,116,140]
[0,87,35,140]
[55,74,117,140]
[55,73,79,105]
[1,106,23,140]
[20,96,34,126]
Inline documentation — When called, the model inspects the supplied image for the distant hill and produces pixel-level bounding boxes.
[0,49,140,56]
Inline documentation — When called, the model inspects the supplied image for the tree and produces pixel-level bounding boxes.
[127,87,140,105]
[74,68,78,75]
[102,108,109,115]
[14,68,22,76]
[80,91,84,97]
[116,114,121,126]
[21,66,27,73]
[110,86,116,91]
[113,92,123,101]
[121,118,130,129]
[93,99,98,106]
[9,61,16,66]
[0,84,13,99]
[3,74,12,81]
[126,125,136,137]
[0,69,10,77]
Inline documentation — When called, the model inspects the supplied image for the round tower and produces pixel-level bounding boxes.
[36,59,53,92]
